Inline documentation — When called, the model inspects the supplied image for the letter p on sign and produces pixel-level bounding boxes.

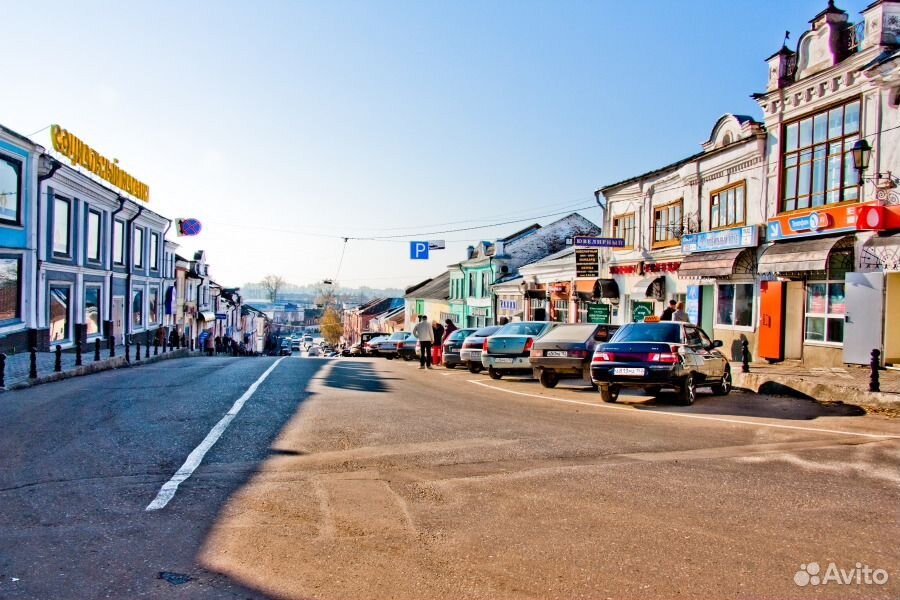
[410,241,429,260]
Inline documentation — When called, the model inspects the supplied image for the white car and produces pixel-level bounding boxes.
[307,345,321,357]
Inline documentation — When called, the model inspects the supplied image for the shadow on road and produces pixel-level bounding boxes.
[324,360,395,393]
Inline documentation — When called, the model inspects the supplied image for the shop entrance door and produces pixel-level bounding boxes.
[757,281,784,361]
[112,297,125,345]
[700,286,715,333]
[784,282,804,360]
[843,272,883,365]
[885,273,900,365]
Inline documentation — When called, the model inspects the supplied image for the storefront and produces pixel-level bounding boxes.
[679,225,760,360]
[609,262,683,324]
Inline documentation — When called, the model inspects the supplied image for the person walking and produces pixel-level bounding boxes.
[204,331,215,357]
[442,319,457,342]
[413,315,434,369]
[673,301,690,323]
[432,320,445,365]
[660,299,677,321]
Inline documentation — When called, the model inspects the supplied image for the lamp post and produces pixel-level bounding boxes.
[851,139,899,191]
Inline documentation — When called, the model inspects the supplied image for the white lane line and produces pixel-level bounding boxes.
[467,380,900,440]
[146,357,286,511]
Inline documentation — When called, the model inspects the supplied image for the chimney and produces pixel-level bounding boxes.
[494,240,505,255]
[467,245,475,259]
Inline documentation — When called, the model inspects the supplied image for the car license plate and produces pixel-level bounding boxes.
[494,357,514,363]
[546,351,568,357]
[613,367,645,376]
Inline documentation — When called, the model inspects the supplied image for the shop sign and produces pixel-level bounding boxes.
[631,301,654,323]
[50,125,150,202]
[682,226,758,253]
[549,284,568,294]
[574,236,626,248]
[610,264,641,275]
[587,303,610,324]
[499,299,519,311]
[767,204,873,241]
[471,307,490,317]
[643,261,680,273]
[855,204,900,231]
[215,313,227,320]
[575,248,599,278]
[686,285,700,326]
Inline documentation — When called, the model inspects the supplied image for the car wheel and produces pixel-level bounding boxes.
[599,384,619,403]
[539,371,559,388]
[445,362,455,369]
[385,355,394,360]
[678,374,697,405]
[488,367,503,380]
[468,363,483,374]
[711,366,732,396]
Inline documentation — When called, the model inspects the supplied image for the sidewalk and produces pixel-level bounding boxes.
[731,360,900,411]
[1,343,194,390]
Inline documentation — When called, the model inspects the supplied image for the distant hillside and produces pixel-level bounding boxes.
[241,281,403,303]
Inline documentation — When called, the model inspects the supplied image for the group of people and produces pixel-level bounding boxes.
[411,316,458,369]
[660,299,690,322]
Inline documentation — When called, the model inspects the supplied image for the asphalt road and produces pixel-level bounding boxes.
[0,353,898,599]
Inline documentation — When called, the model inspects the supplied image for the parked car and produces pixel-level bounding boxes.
[307,345,321,357]
[348,343,363,356]
[590,320,731,405]
[459,326,501,373]
[290,338,301,351]
[442,328,477,368]
[482,321,556,380]
[359,332,387,356]
[364,335,390,357]
[530,323,620,388]
[279,340,292,356]
[378,332,415,360]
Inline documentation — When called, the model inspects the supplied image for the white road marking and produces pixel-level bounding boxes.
[468,380,900,440]
[146,357,286,511]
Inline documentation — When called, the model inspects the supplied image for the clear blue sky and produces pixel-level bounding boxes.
[3,0,871,289]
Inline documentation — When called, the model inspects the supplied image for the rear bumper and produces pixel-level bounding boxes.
[483,354,532,371]
[531,357,588,375]
[444,351,462,364]
[590,364,683,388]
[460,349,482,362]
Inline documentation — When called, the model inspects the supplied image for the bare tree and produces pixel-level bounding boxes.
[260,275,286,303]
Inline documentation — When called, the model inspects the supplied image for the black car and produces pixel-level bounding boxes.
[530,323,619,388]
[442,328,477,368]
[590,321,731,405]
[279,340,292,356]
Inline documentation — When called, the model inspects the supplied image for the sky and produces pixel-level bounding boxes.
[2,0,873,290]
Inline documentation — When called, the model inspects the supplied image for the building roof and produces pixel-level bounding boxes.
[359,297,404,316]
[405,271,450,301]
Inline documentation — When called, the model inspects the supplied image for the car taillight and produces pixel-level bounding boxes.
[569,349,587,358]
[650,352,679,363]
[398,342,404,349]
[592,352,614,362]
[524,338,534,353]
[483,339,489,352]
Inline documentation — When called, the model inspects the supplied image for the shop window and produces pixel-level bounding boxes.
[0,257,21,321]
[113,220,125,265]
[710,182,745,230]
[53,197,71,256]
[482,271,491,298]
[133,227,144,269]
[0,155,22,224]
[49,285,70,342]
[716,283,754,327]
[85,286,101,336]
[805,282,845,343]
[782,99,860,212]
[87,209,102,263]
[133,288,144,329]
[652,200,682,248]
[148,287,159,324]
[613,213,636,249]
[150,232,159,270]
[553,299,568,323]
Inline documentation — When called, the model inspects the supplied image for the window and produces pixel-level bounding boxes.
[0,156,21,224]
[481,271,491,298]
[782,99,860,212]
[85,287,101,336]
[133,227,144,269]
[148,287,159,324]
[716,283,754,327]
[805,282,846,343]
[468,272,476,297]
[652,200,682,247]
[49,285,70,342]
[613,213,636,248]
[87,210,102,262]
[710,182,746,229]
[553,299,568,323]
[113,220,125,265]
[0,257,21,321]
[150,232,159,270]
[132,288,144,329]
[53,197,71,255]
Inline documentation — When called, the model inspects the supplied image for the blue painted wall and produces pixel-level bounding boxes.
[0,139,31,249]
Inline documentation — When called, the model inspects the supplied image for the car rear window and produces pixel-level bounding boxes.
[472,326,501,337]
[611,323,681,343]
[448,329,473,341]
[538,324,597,343]
[496,322,550,336]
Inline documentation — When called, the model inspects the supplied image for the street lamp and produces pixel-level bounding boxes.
[851,139,899,188]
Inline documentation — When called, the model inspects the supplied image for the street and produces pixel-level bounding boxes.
[1,355,898,599]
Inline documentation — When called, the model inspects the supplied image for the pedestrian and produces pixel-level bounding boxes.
[204,331,215,357]
[442,319,457,343]
[412,315,434,369]
[660,299,677,321]
[673,301,690,323]
[498,316,509,325]
[432,319,445,365]
[169,328,180,350]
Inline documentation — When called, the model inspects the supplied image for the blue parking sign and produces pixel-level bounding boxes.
[410,241,429,260]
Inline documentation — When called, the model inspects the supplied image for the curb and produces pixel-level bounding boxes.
[733,371,900,410]
[3,348,192,391]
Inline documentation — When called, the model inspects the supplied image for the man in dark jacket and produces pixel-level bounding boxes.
[660,299,677,321]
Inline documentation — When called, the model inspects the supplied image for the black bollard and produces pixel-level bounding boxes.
[154,339,159,356]
[125,342,131,363]
[30,348,38,379]
[109,337,116,358]
[75,337,83,367]
[0,353,6,388]
[54,345,62,372]
[135,342,141,362]
[95,338,101,362]
[741,339,750,373]
[870,348,881,393]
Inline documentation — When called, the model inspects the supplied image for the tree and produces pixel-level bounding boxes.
[320,307,343,346]
[260,275,286,303]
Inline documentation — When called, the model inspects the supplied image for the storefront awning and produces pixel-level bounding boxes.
[524,289,546,299]
[679,248,747,278]
[198,311,216,322]
[595,278,620,299]
[757,235,853,274]
[630,276,665,299]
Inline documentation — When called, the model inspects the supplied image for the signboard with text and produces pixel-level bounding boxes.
[575,248,599,278]
[766,203,880,241]
[410,241,429,260]
[631,301,654,323]
[574,236,626,248]
[587,303,610,324]
[681,225,758,253]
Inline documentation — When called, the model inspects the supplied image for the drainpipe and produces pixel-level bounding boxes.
[125,205,144,342]
[162,219,172,332]
[34,157,61,344]
[107,196,126,342]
